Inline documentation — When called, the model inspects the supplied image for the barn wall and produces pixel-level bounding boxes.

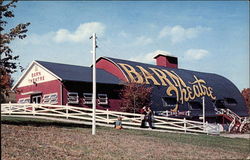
[63,81,123,111]
[96,58,127,82]
[16,80,62,104]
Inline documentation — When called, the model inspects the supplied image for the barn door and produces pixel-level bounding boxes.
[31,95,42,104]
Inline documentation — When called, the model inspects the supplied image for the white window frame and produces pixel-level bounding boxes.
[42,94,51,104]
[18,97,30,104]
[97,94,108,105]
[67,92,79,104]
[42,93,58,104]
[50,93,58,104]
[83,93,93,104]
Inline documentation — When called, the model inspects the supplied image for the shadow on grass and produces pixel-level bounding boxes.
[1,117,91,129]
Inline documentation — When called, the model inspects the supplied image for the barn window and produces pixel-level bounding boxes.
[67,92,79,104]
[224,98,237,106]
[18,98,30,104]
[162,97,177,109]
[188,101,202,110]
[42,93,58,104]
[50,93,58,104]
[98,94,108,105]
[42,94,51,104]
[83,93,92,104]
[214,99,226,108]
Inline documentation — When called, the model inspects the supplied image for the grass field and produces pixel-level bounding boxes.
[1,117,250,160]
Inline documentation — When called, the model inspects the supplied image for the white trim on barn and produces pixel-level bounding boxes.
[21,91,42,95]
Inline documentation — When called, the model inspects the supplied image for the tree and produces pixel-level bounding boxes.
[120,82,152,113]
[0,73,15,103]
[241,88,250,115]
[0,0,30,102]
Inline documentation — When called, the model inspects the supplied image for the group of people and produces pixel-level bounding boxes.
[140,106,154,129]
[114,106,154,130]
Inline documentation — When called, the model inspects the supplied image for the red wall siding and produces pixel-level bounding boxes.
[155,55,178,68]
[16,80,62,104]
[156,56,167,67]
[61,83,68,105]
[78,99,122,111]
[16,67,124,111]
[96,58,128,82]
[61,82,123,110]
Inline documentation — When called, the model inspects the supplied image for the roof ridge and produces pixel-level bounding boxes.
[35,60,89,68]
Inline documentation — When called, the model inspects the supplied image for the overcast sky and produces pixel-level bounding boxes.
[8,1,249,90]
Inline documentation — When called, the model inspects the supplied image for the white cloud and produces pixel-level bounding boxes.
[152,50,172,56]
[134,36,153,46]
[129,50,173,64]
[119,31,129,38]
[159,25,211,43]
[53,22,105,43]
[14,32,54,46]
[13,22,105,45]
[184,49,209,60]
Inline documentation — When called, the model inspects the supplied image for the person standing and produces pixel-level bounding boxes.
[146,107,153,129]
[140,106,147,128]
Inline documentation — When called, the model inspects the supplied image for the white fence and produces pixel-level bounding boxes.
[1,103,220,134]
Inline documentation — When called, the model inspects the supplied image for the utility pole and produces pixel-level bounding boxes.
[90,33,97,135]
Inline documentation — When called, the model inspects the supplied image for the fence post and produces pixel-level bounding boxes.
[107,109,109,124]
[184,118,187,133]
[205,121,208,135]
[217,123,220,134]
[9,101,11,115]
[66,104,68,119]
[32,103,35,116]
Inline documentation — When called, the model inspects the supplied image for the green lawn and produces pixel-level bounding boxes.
[1,116,249,159]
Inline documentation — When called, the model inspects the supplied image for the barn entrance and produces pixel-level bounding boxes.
[31,94,42,104]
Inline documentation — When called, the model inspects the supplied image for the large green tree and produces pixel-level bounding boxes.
[0,0,30,102]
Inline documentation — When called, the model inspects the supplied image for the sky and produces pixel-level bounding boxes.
[6,1,249,90]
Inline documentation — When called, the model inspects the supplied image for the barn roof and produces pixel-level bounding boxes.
[12,56,248,117]
[96,57,248,117]
[35,60,122,85]
[103,56,243,101]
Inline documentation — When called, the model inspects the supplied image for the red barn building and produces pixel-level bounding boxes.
[13,60,123,111]
[13,54,249,121]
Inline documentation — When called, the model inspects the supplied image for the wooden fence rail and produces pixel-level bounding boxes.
[1,103,220,134]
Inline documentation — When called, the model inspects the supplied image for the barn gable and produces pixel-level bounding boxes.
[13,60,122,90]
[12,61,60,89]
